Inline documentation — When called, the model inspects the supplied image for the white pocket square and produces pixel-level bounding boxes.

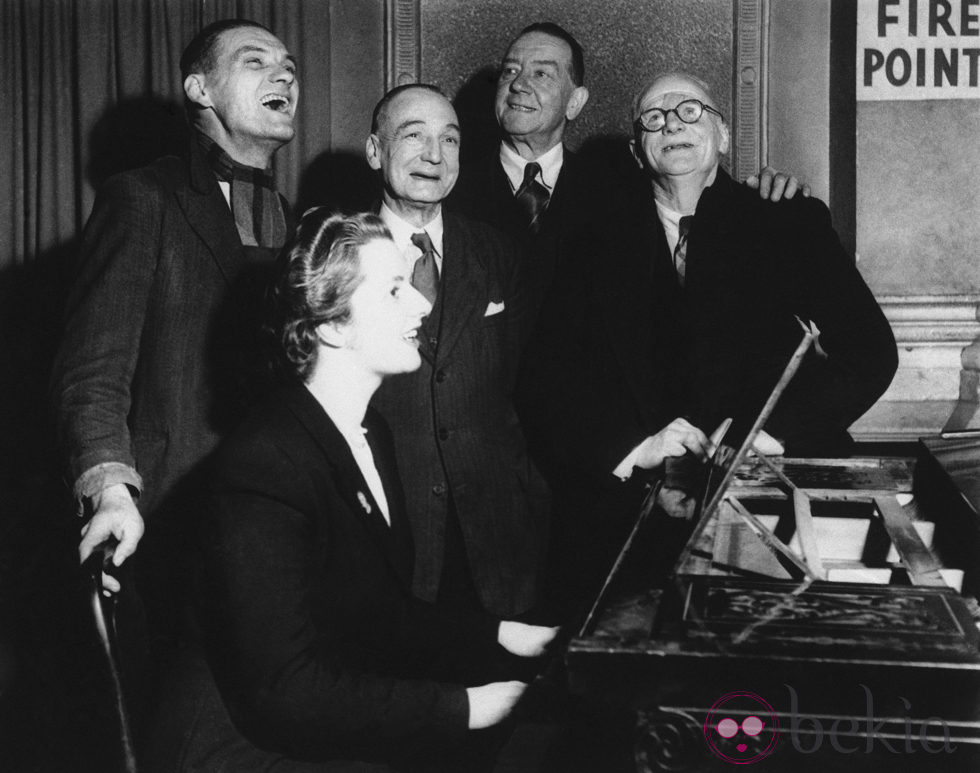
[484,300,506,316]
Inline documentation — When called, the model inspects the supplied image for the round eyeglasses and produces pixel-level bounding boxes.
[634,99,724,133]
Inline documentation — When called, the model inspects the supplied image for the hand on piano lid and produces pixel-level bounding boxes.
[706,419,783,460]
[656,486,698,520]
[632,417,711,470]
[497,620,560,658]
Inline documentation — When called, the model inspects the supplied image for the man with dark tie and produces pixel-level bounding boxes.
[449,22,600,313]
[366,85,548,635]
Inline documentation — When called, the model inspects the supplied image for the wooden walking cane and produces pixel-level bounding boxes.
[84,540,138,773]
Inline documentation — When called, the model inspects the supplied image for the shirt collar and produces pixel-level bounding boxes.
[304,384,368,450]
[499,141,564,194]
[654,200,684,231]
[379,203,444,258]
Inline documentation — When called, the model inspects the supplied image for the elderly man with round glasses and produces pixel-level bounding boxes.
[623,70,897,458]
[515,71,899,620]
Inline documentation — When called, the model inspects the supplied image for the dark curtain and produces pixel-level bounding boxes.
[0,0,338,270]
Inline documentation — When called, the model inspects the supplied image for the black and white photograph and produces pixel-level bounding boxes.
[2,1,980,770]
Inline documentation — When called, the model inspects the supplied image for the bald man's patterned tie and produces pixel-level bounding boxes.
[674,215,694,287]
[515,162,550,234]
[410,231,439,305]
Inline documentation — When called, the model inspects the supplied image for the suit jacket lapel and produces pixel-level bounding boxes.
[417,297,439,364]
[283,386,413,587]
[431,213,483,359]
[686,168,740,289]
[416,331,437,365]
[176,142,245,286]
[546,146,576,224]
[363,413,414,586]
[595,205,665,424]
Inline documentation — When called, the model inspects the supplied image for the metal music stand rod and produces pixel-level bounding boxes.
[671,323,817,578]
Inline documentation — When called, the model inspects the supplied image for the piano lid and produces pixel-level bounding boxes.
[920,434,980,516]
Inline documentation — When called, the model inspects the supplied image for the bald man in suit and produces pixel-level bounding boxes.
[366,85,548,640]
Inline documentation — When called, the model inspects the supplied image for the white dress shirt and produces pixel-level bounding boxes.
[319,395,391,525]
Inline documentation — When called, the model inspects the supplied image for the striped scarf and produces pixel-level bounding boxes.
[198,132,287,249]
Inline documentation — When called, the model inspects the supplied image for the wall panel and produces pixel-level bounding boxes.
[418,0,734,165]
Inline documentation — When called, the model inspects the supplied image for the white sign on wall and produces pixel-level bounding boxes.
[858,0,980,100]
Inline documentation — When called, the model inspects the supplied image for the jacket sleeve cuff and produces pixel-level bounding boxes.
[612,439,649,481]
[440,684,470,732]
[73,463,143,516]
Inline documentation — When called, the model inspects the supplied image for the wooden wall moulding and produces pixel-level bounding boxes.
[733,0,768,182]
[881,295,980,347]
[879,294,980,403]
[385,0,420,89]
[853,295,980,441]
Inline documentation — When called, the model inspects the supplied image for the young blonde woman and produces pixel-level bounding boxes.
[147,210,555,772]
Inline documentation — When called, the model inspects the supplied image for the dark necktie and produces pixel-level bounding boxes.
[674,215,694,287]
[410,231,439,305]
[515,161,550,234]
